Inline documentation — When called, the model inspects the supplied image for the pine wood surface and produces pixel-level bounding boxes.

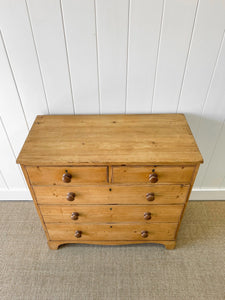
[112,165,194,184]
[46,223,178,241]
[40,204,183,223]
[33,184,189,205]
[27,166,108,185]
[17,114,203,165]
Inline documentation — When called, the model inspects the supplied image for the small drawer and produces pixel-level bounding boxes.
[112,165,194,184]
[33,184,189,205]
[46,223,178,241]
[40,204,183,223]
[26,166,108,185]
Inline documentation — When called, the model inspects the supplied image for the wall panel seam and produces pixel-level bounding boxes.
[0,31,29,130]
[196,30,225,139]
[25,0,50,116]
[0,170,9,190]
[94,0,101,114]
[0,117,26,186]
[59,0,76,115]
[176,0,200,112]
[151,0,166,113]
[125,0,131,114]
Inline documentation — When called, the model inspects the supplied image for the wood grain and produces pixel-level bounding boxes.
[112,165,194,184]
[16,114,203,165]
[26,166,108,185]
[46,223,178,241]
[33,184,190,205]
[40,204,183,223]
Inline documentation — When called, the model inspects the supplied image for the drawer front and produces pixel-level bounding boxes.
[112,166,194,184]
[27,166,108,185]
[40,204,183,223]
[33,184,189,205]
[46,223,177,241]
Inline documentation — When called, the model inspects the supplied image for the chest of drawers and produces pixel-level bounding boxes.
[17,114,203,250]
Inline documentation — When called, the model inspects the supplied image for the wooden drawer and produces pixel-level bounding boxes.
[33,184,189,205]
[26,166,108,185]
[40,204,183,223]
[46,223,178,241]
[112,166,194,184]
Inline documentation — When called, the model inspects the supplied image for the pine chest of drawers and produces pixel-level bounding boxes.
[17,114,203,250]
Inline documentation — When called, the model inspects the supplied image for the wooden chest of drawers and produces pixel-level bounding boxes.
[17,114,203,250]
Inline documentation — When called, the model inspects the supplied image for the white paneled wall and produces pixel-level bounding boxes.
[0,0,225,200]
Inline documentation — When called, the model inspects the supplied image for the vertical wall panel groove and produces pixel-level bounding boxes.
[151,0,166,113]
[96,0,129,113]
[0,0,49,127]
[26,0,75,114]
[94,0,101,114]
[25,0,50,115]
[152,0,199,113]
[62,0,99,114]
[177,0,225,137]
[126,0,164,113]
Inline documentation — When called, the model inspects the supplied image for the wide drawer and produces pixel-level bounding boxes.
[46,223,178,241]
[40,204,183,223]
[112,166,194,184]
[33,184,189,205]
[26,166,108,185]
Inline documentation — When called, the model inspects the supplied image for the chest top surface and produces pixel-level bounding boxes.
[16,114,203,166]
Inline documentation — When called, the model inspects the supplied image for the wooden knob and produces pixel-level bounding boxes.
[141,230,148,238]
[75,230,82,238]
[144,212,151,220]
[62,171,72,183]
[67,192,76,201]
[71,212,79,220]
[149,173,158,183]
[146,192,155,201]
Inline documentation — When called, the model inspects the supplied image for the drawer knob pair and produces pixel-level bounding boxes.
[71,212,79,220]
[67,192,76,201]
[62,171,72,183]
[75,230,82,238]
[149,173,158,183]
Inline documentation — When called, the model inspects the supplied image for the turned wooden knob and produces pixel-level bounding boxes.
[71,212,79,220]
[146,192,155,201]
[149,173,158,183]
[67,192,76,201]
[62,171,72,183]
[144,212,151,220]
[141,230,148,238]
[75,230,82,238]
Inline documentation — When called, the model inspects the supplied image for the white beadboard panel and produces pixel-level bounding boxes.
[202,122,225,188]
[0,0,225,199]
[126,0,163,113]
[178,0,225,136]
[26,0,74,114]
[0,119,26,189]
[61,0,99,114]
[152,0,198,113]
[194,35,225,187]
[0,34,28,156]
[96,0,129,113]
[0,0,48,127]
